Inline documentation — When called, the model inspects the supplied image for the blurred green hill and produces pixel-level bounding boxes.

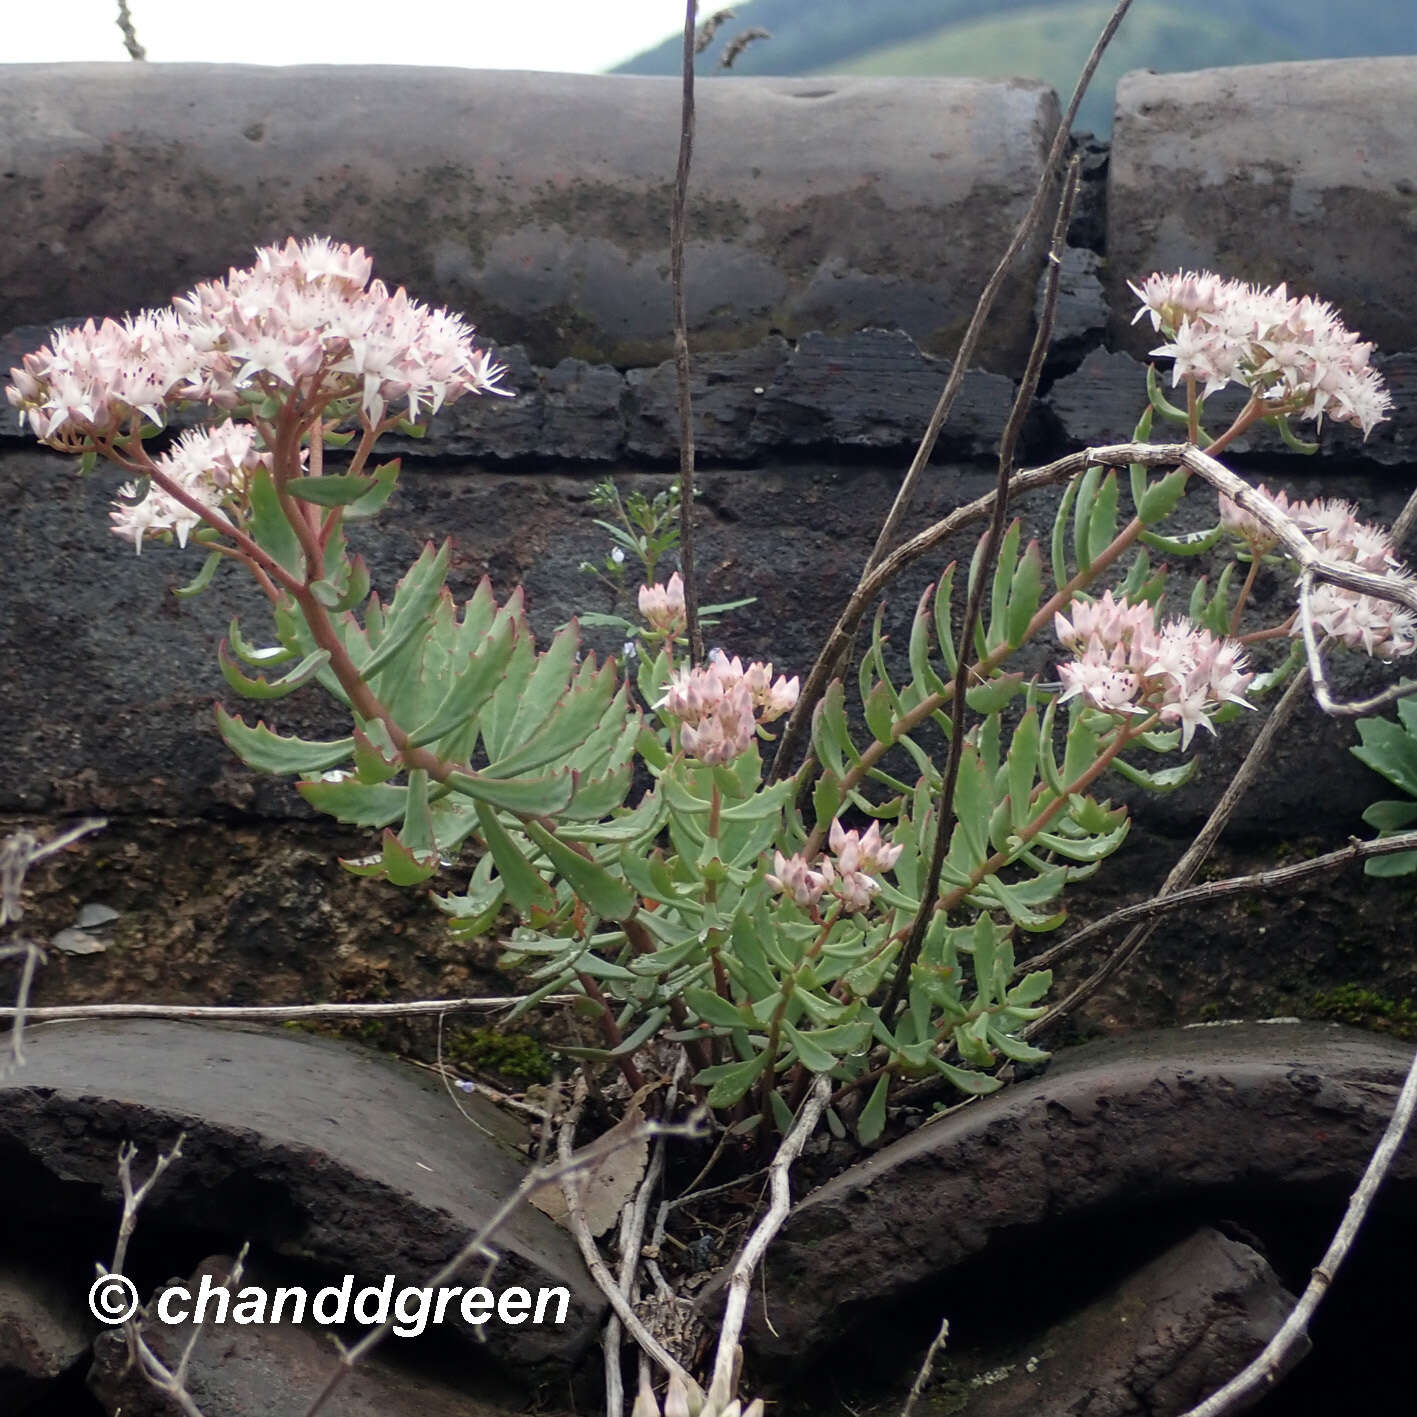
[612,0,1416,135]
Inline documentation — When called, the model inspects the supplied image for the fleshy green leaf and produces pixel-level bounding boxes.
[247,467,305,578]
[1362,799,1417,832]
[1072,464,1102,574]
[1140,524,1223,558]
[359,541,451,677]
[297,776,407,827]
[1353,717,1417,798]
[697,1051,770,1108]
[474,802,556,913]
[932,1059,1003,1096]
[446,767,578,816]
[214,707,353,775]
[284,473,379,507]
[218,642,330,700]
[522,820,636,920]
[1138,468,1189,526]
[1085,472,1120,567]
[685,987,748,1029]
[343,460,400,521]
[172,550,223,600]
[1005,540,1044,648]
[857,1073,890,1144]
[1365,851,1417,877]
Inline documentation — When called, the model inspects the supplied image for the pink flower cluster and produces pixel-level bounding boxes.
[658,651,799,765]
[6,310,194,444]
[109,420,272,553]
[1219,484,1417,659]
[7,236,510,444]
[638,573,686,634]
[1055,591,1254,748]
[766,820,904,914]
[1130,270,1392,436]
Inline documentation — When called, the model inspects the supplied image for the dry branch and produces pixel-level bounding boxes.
[556,1079,703,1399]
[707,1074,831,1404]
[1179,1039,1417,1416]
[671,0,705,665]
[0,994,569,1024]
[769,0,1139,782]
[883,155,1080,1026]
[301,1101,706,1417]
[1021,828,1417,982]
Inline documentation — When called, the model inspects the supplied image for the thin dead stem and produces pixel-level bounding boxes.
[769,0,1138,782]
[900,1317,951,1417]
[708,1074,831,1405]
[0,819,106,1071]
[104,1137,228,1417]
[882,155,1080,1026]
[556,1078,703,1399]
[116,0,147,60]
[301,1098,706,1417]
[672,0,706,666]
[0,994,570,1024]
[1021,827,1417,981]
[1180,1040,1417,1416]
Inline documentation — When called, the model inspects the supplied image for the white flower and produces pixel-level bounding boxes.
[1131,269,1392,437]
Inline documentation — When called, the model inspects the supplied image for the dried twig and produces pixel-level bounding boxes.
[695,8,735,54]
[130,1246,251,1417]
[0,819,106,1072]
[720,29,770,70]
[602,1060,685,1417]
[671,0,706,666]
[0,941,43,1073]
[1179,1038,1417,1416]
[1020,827,1417,982]
[770,0,1139,782]
[301,1098,705,1417]
[882,155,1080,1026]
[96,1136,223,1417]
[0,994,569,1023]
[707,1074,831,1404]
[0,818,106,925]
[900,1316,951,1417]
[111,1135,186,1277]
[556,1078,702,1399]
[115,0,147,61]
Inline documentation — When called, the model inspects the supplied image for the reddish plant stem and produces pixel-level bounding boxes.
[576,971,646,1092]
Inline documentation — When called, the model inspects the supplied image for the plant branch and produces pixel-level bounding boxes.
[672,0,706,666]
[1020,828,1417,980]
[708,1073,831,1405]
[900,1317,951,1417]
[0,995,570,1024]
[769,0,1137,781]
[555,1080,703,1397]
[881,158,1080,1025]
[1179,1037,1417,1416]
[301,1097,705,1417]
[115,0,147,60]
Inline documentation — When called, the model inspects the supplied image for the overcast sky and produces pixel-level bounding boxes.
[7,1,685,71]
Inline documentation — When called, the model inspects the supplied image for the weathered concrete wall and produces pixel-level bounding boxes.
[0,64,1058,370]
[1108,58,1417,358]
[3,59,1416,1035]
